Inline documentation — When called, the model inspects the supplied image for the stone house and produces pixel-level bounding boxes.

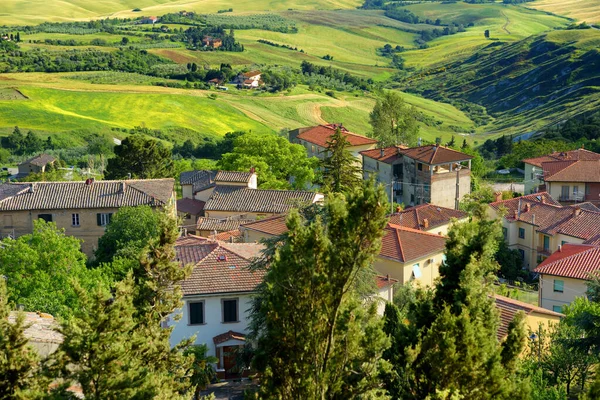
[14,154,56,180]
[0,179,175,255]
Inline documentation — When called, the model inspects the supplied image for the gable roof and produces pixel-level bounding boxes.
[360,145,408,164]
[214,229,243,242]
[0,179,174,211]
[19,154,56,167]
[243,70,261,78]
[240,214,288,236]
[196,217,254,233]
[296,124,377,148]
[388,204,467,231]
[175,235,265,296]
[214,171,253,183]
[180,170,216,193]
[543,160,600,183]
[380,223,447,263]
[534,244,600,280]
[203,186,320,214]
[176,198,205,216]
[214,330,245,345]
[523,149,600,168]
[494,294,563,339]
[489,192,561,213]
[399,145,473,165]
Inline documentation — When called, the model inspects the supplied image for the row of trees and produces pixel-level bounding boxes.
[1,126,53,156]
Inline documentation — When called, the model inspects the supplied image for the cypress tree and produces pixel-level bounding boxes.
[320,128,362,193]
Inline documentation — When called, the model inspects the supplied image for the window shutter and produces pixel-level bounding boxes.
[97,213,102,226]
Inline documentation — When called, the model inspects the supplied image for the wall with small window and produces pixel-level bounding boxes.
[169,293,254,359]
[539,274,588,312]
[373,253,445,286]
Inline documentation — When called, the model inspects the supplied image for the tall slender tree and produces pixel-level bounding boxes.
[320,128,362,193]
[369,91,419,147]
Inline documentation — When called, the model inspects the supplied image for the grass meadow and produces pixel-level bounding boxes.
[530,0,600,23]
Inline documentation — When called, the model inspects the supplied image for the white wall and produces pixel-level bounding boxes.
[169,293,254,357]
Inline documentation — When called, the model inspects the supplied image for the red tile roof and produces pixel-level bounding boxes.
[494,294,563,339]
[214,229,243,242]
[534,244,600,280]
[376,274,398,289]
[175,236,265,296]
[388,204,467,231]
[240,215,288,237]
[399,145,473,165]
[542,160,600,183]
[243,70,261,78]
[489,192,560,213]
[523,149,600,168]
[360,145,407,164]
[380,223,447,263]
[213,330,246,345]
[176,198,205,215]
[296,124,377,148]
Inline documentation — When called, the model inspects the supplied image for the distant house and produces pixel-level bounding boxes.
[234,71,263,88]
[523,148,600,195]
[14,154,56,180]
[488,192,600,270]
[202,36,223,48]
[180,169,323,221]
[0,179,176,255]
[140,16,159,24]
[7,311,63,357]
[493,294,562,341]
[290,124,377,165]
[534,243,600,312]
[196,217,254,238]
[363,145,473,209]
[208,78,223,86]
[169,235,265,379]
[388,203,468,236]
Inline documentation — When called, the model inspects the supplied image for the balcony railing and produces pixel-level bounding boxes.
[558,194,586,202]
[537,246,552,256]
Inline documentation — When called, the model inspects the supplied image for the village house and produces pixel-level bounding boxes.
[388,203,468,236]
[362,144,473,209]
[202,36,223,49]
[195,217,253,238]
[179,169,323,223]
[290,124,377,167]
[14,154,56,180]
[534,243,600,312]
[140,16,159,24]
[488,192,600,271]
[169,234,398,377]
[493,294,563,340]
[0,178,175,255]
[522,148,600,195]
[234,71,263,88]
[176,197,206,225]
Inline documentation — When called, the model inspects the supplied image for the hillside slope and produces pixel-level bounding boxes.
[404,29,600,135]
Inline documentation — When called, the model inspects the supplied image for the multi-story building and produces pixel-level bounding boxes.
[388,203,468,236]
[534,243,600,312]
[0,179,175,255]
[488,192,600,271]
[523,148,600,195]
[362,144,473,209]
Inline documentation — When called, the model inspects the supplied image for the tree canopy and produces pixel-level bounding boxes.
[369,91,419,147]
[105,135,174,180]
[320,128,362,193]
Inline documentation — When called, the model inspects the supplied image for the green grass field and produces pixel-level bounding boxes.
[531,0,600,23]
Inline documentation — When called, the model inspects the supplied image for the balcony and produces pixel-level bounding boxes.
[537,246,552,256]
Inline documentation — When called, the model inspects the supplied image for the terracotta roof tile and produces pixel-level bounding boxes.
[399,145,473,165]
[543,160,600,183]
[489,192,560,213]
[376,275,398,289]
[240,215,288,236]
[534,244,600,280]
[19,154,56,167]
[523,149,600,168]
[380,223,447,263]
[204,186,320,214]
[213,330,246,344]
[360,145,407,164]
[197,217,254,233]
[296,124,377,148]
[214,171,254,183]
[494,294,563,339]
[214,229,243,242]
[176,198,205,215]
[0,179,174,211]
[388,204,467,231]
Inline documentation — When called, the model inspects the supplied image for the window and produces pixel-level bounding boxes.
[71,213,80,227]
[96,213,113,226]
[586,184,591,195]
[441,254,447,264]
[376,162,379,171]
[38,214,52,222]
[561,185,569,199]
[543,235,550,251]
[553,280,564,293]
[189,302,204,325]
[561,240,568,246]
[518,228,525,239]
[553,305,563,313]
[412,263,421,279]
[418,163,423,171]
[518,249,525,260]
[222,299,238,323]
[502,227,508,240]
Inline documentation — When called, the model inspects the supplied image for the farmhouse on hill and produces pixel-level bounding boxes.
[14,154,56,180]
[202,36,223,49]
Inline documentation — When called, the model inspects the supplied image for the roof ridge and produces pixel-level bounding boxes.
[387,223,447,238]
[395,227,406,262]
[493,294,563,316]
[536,243,599,269]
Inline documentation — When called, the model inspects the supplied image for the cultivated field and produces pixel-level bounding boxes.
[531,0,600,23]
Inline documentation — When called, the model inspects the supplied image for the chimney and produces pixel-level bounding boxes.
[386,274,390,281]
[513,209,518,219]
[127,173,132,179]
[423,218,430,229]
[494,192,502,202]
[29,183,34,193]
[119,182,126,193]
[541,196,546,204]
[558,245,562,252]
[380,148,385,158]
[396,205,402,213]
[573,207,582,217]
[525,203,531,213]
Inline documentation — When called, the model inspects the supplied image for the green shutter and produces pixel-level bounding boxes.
[97,213,102,226]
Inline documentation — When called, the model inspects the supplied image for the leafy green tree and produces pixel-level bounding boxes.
[219,133,318,189]
[320,128,362,193]
[0,280,44,399]
[249,182,391,399]
[22,131,43,155]
[369,91,419,147]
[183,345,218,398]
[105,135,174,180]
[383,211,529,399]
[87,135,115,156]
[0,220,108,319]
[1,126,24,154]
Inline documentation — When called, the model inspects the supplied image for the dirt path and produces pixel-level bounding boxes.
[501,11,511,35]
